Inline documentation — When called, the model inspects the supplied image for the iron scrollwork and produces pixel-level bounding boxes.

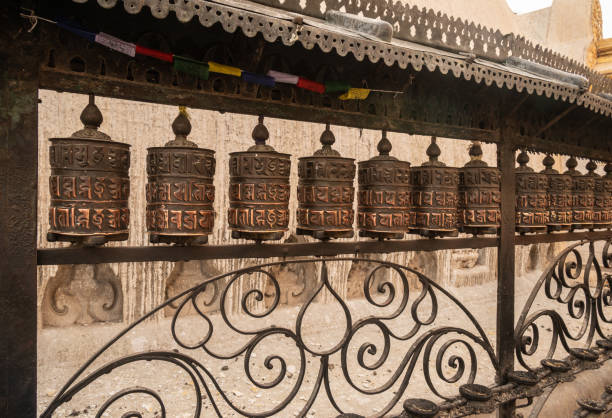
[41,258,498,417]
[515,239,612,371]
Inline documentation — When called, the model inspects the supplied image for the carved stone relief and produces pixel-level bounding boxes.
[164,259,222,316]
[42,263,123,326]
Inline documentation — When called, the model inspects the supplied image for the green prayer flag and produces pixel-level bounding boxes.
[174,55,209,80]
[324,81,350,93]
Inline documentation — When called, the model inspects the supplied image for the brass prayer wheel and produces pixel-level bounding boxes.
[409,137,459,238]
[603,162,612,229]
[457,141,500,235]
[541,154,572,232]
[515,151,548,234]
[146,109,215,245]
[590,161,608,230]
[357,131,411,240]
[228,116,291,241]
[565,157,594,231]
[47,95,130,246]
[297,124,355,240]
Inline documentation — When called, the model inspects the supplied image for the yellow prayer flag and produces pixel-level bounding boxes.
[339,88,370,100]
[208,61,242,77]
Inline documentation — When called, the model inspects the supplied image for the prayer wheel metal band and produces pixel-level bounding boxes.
[146,110,215,245]
[565,157,594,231]
[409,137,459,238]
[47,95,131,246]
[515,151,548,233]
[228,116,291,241]
[541,154,572,232]
[458,141,501,235]
[297,124,355,240]
[357,131,411,240]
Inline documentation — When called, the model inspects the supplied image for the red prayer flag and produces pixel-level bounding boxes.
[297,77,325,94]
[135,45,173,63]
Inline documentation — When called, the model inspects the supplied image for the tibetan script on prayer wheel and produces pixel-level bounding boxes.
[297,124,355,240]
[47,95,130,246]
[357,131,411,240]
[541,154,572,232]
[565,157,594,231]
[409,137,459,238]
[457,141,500,235]
[146,109,215,245]
[589,161,609,230]
[228,116,291,241]
[515,151,548,234]
[601,162,612,229]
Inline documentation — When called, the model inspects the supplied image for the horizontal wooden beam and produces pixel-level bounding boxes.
[38,237,498,265]
[39,68,498,142]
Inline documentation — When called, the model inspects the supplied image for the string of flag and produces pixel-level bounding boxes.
[22,11,407,100]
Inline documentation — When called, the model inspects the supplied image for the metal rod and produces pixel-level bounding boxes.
[37,237,498,265]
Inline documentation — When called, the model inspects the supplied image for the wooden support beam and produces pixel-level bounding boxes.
[535,104,578,137]
[0,22,39,417]
[496,126,516,418]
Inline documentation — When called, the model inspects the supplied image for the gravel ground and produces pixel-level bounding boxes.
[37,269,604,417]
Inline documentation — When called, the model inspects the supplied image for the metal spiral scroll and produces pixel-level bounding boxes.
[41,258,498,417]
[515,240,612,371]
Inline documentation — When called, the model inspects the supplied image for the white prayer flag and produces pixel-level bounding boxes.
[95,32,136,57]
[267,70,299,85]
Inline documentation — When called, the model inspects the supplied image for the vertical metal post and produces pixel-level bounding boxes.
[496,130,516,417]
[0,18,40,417]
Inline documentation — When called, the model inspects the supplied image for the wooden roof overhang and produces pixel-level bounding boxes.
[30,0,612,161]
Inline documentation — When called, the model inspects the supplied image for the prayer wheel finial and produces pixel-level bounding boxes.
[377,130,392,156]
[314,123,340,156]
[425,136,442,165]
[165,109,196,147]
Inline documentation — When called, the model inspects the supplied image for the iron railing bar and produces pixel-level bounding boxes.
[37,237,498,265]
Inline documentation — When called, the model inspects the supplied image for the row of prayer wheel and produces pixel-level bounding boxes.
[47,99,612,246]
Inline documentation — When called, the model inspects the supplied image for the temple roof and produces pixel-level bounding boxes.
[73,0,612,118]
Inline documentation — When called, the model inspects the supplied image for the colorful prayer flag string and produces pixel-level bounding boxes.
[26,12,405,100]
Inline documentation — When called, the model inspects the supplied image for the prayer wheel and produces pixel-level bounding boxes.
[146,109,215,245]
[297,124,355,240]
[47,95,130,246]
[228,116,291,241]
[457,141,501,235]
[590,161,608,230]
[564,157,594,231]
[603,162,612,229]
[541,154,572,232]
[409,137,459,238]
[357,131,412,240]
[515,151,547,234]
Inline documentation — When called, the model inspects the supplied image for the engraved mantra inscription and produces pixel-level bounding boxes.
[296,208,354,228]
[228,207,289,229]
[50,143,130,171]
[50,175,129,201]
[147,151,215,177]
[49,207,129,232]
[146,208,214,232]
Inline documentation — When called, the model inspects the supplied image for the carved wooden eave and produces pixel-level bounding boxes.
[70,0,612,112]
[31,0,612,160]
